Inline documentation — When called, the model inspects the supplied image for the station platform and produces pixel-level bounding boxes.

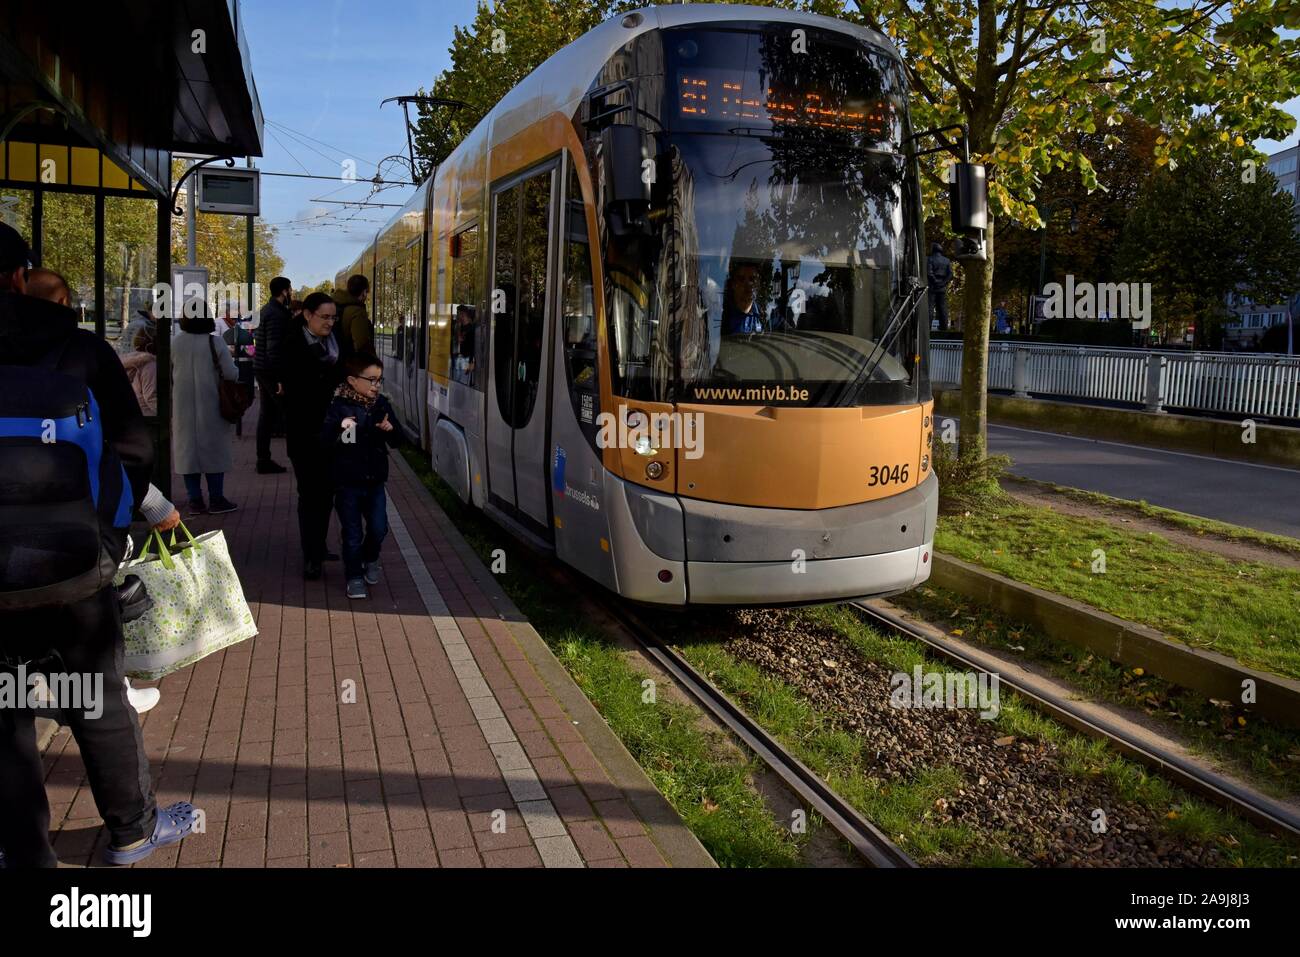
[39,406,712,869]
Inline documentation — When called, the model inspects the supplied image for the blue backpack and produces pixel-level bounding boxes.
[0,345,134,610]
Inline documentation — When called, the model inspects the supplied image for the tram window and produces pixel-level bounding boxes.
[406,241,420,371]
[413,240,426,371]
[392,261,405,361]
[493,184,520,424]
[451,223,480,387]
[514,172,551,428]
[562,164,599,445]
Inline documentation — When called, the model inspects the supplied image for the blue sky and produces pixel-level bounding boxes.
[242,1,1299,286]
[241,0,481,286]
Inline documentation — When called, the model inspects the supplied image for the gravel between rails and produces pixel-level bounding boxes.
[664,607,1233,867]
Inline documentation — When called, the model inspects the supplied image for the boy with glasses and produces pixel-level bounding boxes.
[321,353,403,599]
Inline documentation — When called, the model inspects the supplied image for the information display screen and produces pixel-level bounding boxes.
[197,169,260,215]
[676,71,892,136]
[665,26,906,148]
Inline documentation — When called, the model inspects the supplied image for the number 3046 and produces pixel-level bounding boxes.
[868,464,909,486]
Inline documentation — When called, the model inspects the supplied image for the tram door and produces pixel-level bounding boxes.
[486,165,556,533]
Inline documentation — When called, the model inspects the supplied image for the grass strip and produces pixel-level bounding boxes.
[1007,475,1300,561]
[935,497,1300,680]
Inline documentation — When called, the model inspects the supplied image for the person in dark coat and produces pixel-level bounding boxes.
[253,276,292,474]
[0,222,195,867]
[321,354,404,600]
[927,242,953,333]
[332,274,372,355]
[281,291,349,579]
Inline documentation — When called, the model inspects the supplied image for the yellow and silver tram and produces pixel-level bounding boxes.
[337,4,987,605]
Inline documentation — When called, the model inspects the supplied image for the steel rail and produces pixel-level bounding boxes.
[850,601,1300,841]
[603,600,918,868]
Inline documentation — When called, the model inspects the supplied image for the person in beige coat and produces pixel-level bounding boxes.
[172,310,240,514]
[121,324,158,416]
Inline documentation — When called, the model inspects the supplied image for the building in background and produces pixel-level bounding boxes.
[1224,144,1299,351]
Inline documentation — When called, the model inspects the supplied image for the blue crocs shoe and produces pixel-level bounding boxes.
[102,802,197,866]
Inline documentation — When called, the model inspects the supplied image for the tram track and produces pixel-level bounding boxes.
[600,597,918,868]
[848,600,1300,842]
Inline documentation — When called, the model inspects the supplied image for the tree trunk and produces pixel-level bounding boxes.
[958,213,995,460]
[120,249,136,335]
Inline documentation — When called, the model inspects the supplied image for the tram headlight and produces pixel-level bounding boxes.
[646,460,667,481]
[921,455,929,472]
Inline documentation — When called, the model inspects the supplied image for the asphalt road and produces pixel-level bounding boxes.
[943,420,1300,539]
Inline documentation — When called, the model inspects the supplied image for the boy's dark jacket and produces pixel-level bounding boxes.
[320,391,403,486]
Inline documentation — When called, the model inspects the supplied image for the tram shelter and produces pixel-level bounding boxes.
[0,0,264,494]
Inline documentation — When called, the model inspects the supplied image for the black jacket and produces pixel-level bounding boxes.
[0,291,153,510]
[927,250,953,289]
[320,392,403,487]
[280,320,349,461]
[254,297,291,380]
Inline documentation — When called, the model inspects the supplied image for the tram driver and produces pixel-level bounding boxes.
[722,260,767,335]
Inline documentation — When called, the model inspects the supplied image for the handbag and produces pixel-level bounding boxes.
[209,335,254,423]
[115,523,257,679]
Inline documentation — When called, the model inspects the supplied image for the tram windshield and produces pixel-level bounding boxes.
[604,25,926,407]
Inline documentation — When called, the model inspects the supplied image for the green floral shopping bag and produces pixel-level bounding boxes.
[114,523,258,679]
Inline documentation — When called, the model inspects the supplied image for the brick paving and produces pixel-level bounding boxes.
[41,405,710,868]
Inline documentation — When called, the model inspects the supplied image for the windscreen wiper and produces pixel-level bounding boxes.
[859,277,926,382]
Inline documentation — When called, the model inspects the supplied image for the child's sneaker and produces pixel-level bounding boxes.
[208,497,238,514]
[346,577,368,600]
[187,498,208,515]
[363,561,381,586]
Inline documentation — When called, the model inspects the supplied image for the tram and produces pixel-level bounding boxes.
[336,3,988,605]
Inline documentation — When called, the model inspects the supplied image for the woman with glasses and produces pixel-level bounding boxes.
[280,292,350,578]
[320,354,403,600]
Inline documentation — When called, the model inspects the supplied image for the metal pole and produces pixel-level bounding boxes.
[186,160,197,267]
[94,192,105,339]
[155,195,172,500]
[1037,199,1052,299]
[245,156,255,311]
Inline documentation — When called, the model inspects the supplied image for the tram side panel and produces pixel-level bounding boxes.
[548,156,620,595]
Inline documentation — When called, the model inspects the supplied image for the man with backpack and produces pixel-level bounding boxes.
[0,222,196,867]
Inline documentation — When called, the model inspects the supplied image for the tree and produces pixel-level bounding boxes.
[412,0,610,170]
[1116,150,1300,344]
[295,280,333,299]
[994,113,1158,309]
[847,0,1300,461]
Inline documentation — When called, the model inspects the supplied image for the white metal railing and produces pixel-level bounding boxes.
[930,340,1300,419]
